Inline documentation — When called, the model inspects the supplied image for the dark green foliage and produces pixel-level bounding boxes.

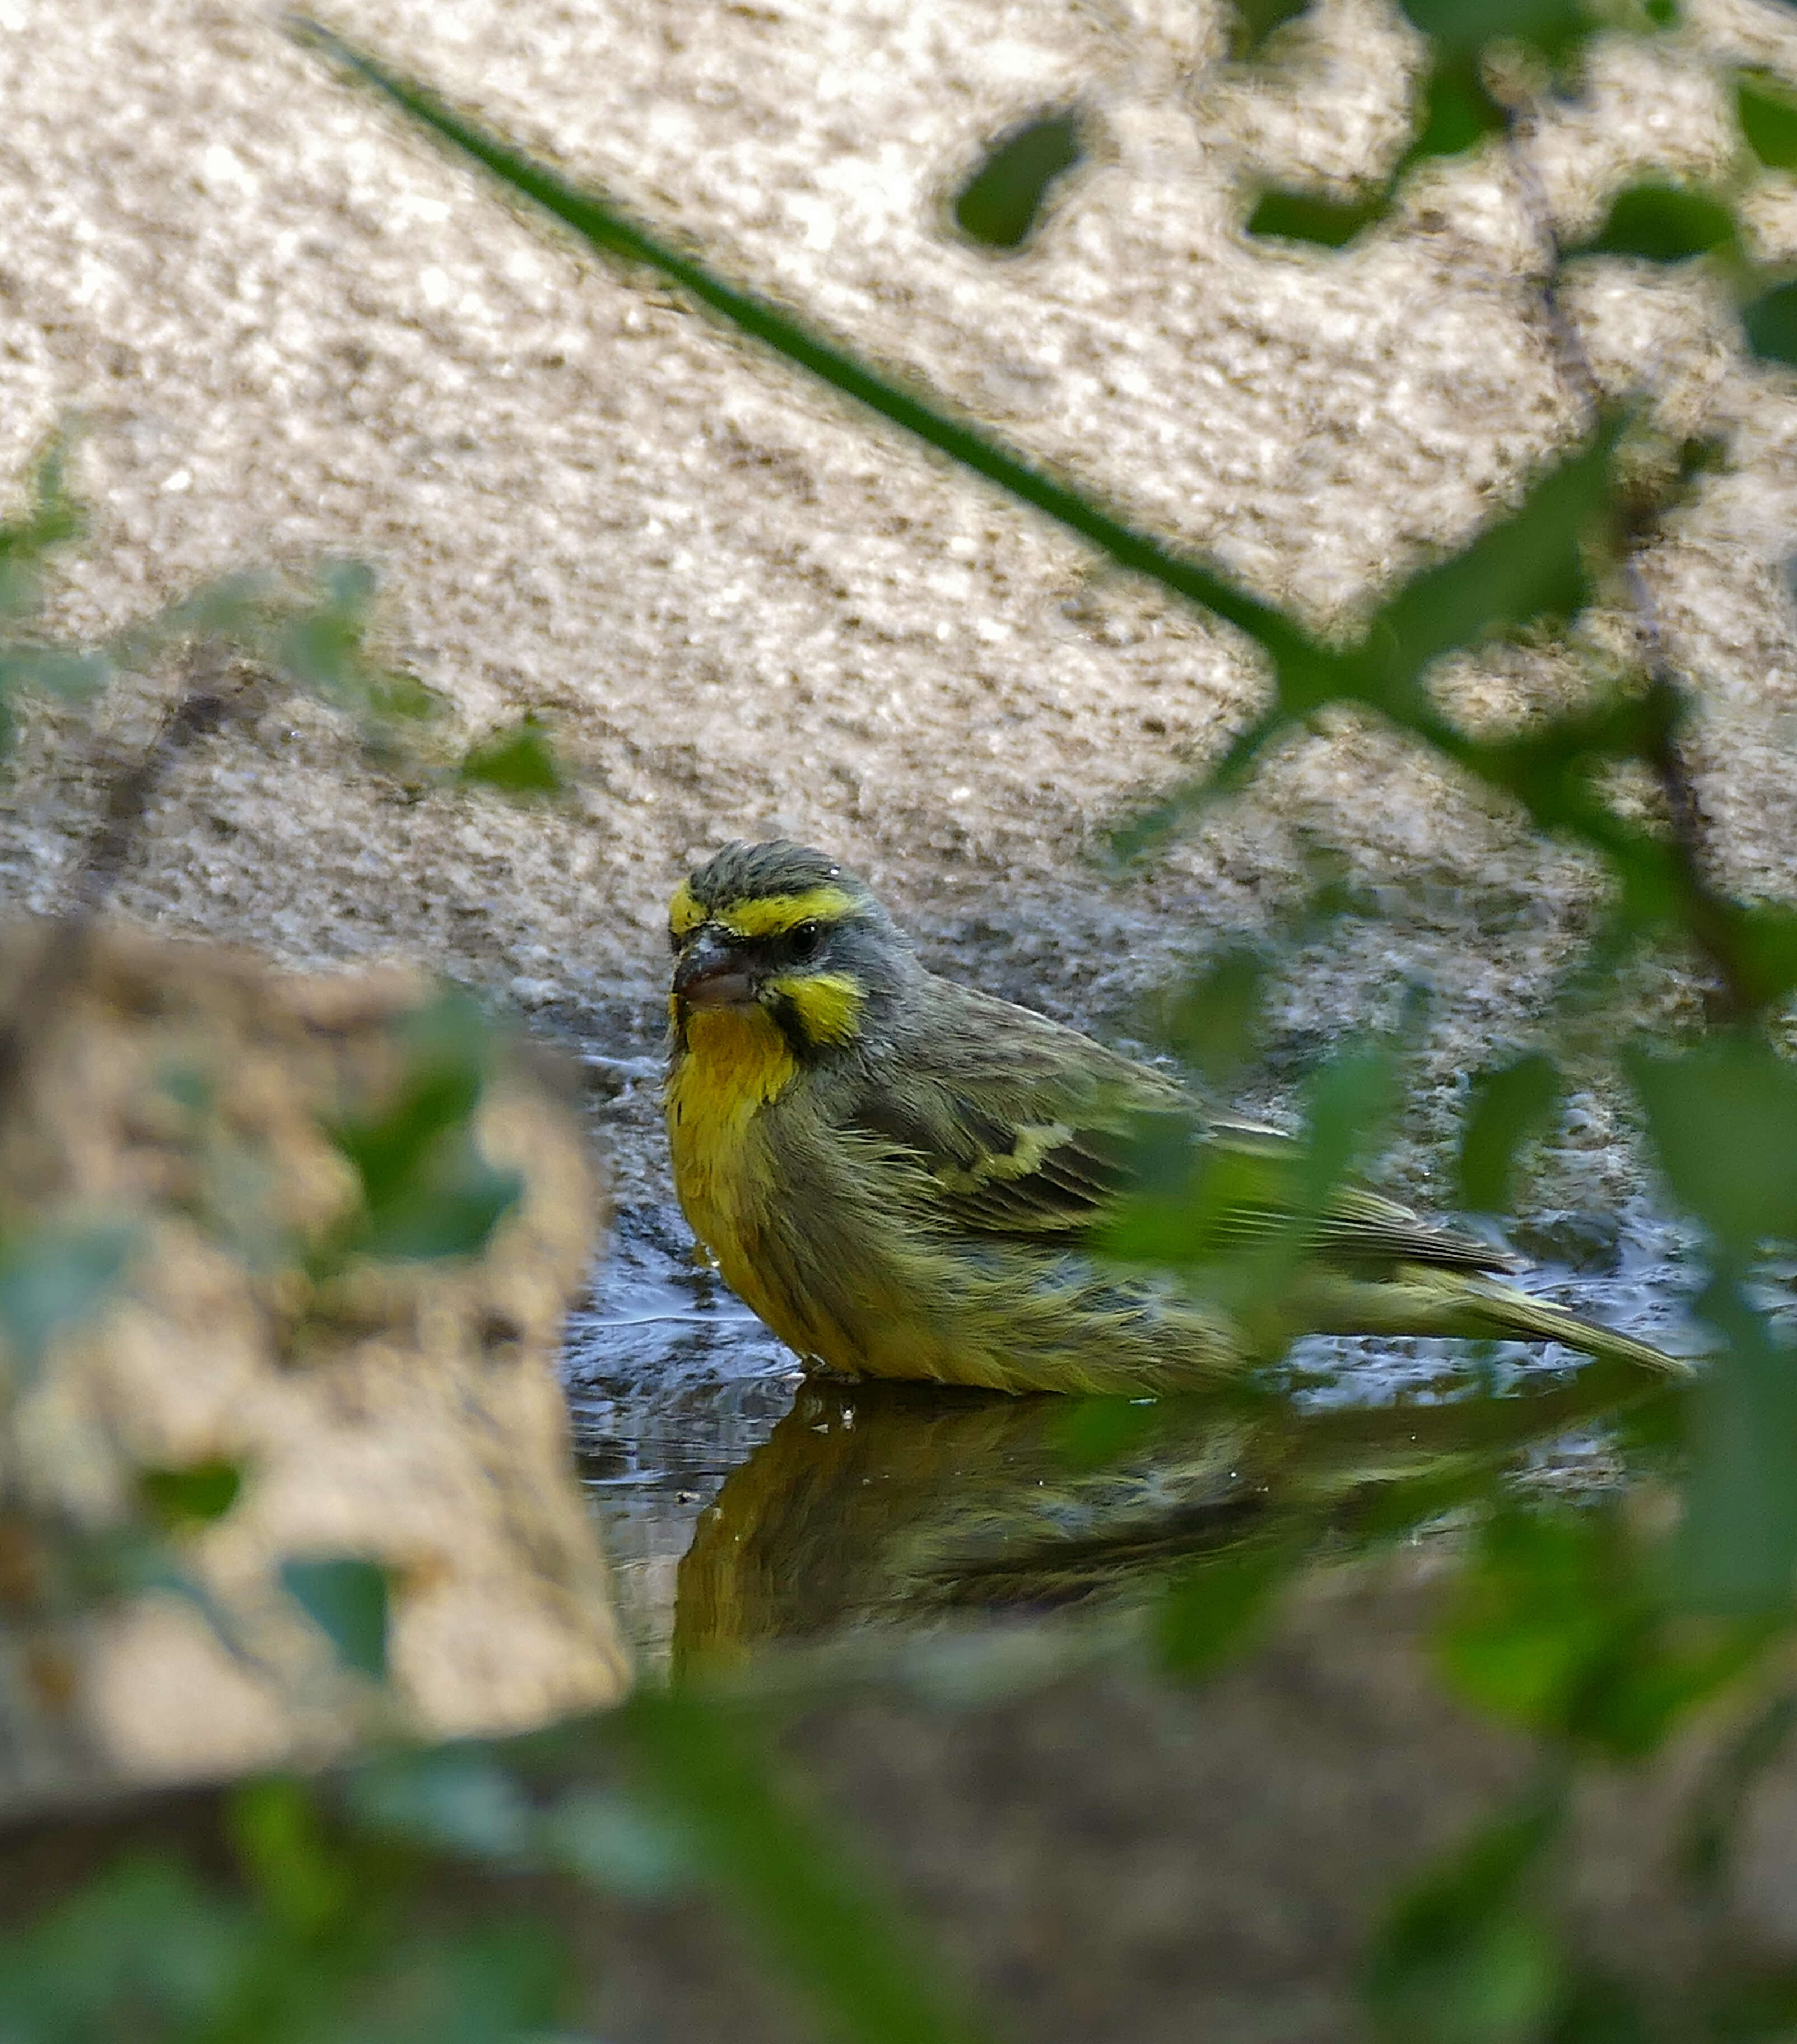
[457,712,565,796]
[1051,1391,1162,1470]
[618,1689,994,2044]
[1396,0,1593,62]
[1229,0,1311,61]
[952,109,1084,250]
[279,1557,391,1681]
[1440,1506,1768,1752]
[1157,1535,1298,1676]
[139,1458,245,1533]
[317,992,523,1267]
[1405,55,1509,165]
[1628,1037,1797,1249]
[1245,186,1389,247]
[1737,73,1797,171]
[1576,183,1738,263]
[1457,1054,1562,1214]
[1742,280,1797,367]
[1163,945,1268,1086]
[1365,1800,1562,2044]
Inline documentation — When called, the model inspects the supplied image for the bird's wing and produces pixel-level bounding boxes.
[847,990,1510,1274]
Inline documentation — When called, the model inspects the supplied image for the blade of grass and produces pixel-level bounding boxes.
[284,16,1320,673]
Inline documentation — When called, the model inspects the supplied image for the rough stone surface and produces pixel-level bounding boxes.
[0,924,626,1811]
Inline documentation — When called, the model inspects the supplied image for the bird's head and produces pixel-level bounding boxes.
[667,840,911,1059]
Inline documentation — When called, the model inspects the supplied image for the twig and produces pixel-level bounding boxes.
[1501,95,1755,1022]
[0,650,254,1118]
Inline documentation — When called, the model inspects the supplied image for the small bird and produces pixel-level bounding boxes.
[663,840,1688,1396]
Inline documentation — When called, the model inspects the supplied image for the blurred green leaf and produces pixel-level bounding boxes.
[1675,1268,1797,1614]
[1365,1800,1563,2044]
[230,1775,355,1936]
[1742,280,1797,368]
[1246,187,1390,248]
[322,991,523,1266]
[0,645,112,699]
[0,1222,134,1378]
[1373,428,1617,696]
[281,1555,391,1681]
[1441,1504,1768,1747]
[1627,1036,1797,1249]
[952,109,1084,250]
[1404,54,1509,165]
[1457,1054,1562,1214]
[1231,0,1310,57]
[1576,182,1738,263]
[348,1750,534,1862]
[139,1457,243,1532]
[1158,1535,1298,1677]
[1053,1393,1162,1471]
[1396,0,1593,61]
[1165,946,1267,1087]
[0,1853,251,2036]
[542,1785,698,1899]
[0,430,86,623]
[620,1688,993,2044]
[1301,1040,1400,1207]
[1739,73,1797,171]
[458,713,566,797]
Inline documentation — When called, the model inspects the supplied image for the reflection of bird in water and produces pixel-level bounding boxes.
[673,1373,1660,1673]
[664,840,1688,1394]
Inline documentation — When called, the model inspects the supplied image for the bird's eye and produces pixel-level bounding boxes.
[788,920,823,961]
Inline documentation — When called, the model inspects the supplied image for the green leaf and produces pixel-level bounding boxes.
[458,712,566,797]
[280,1555,390,1680]
[139,1457,244,1532]
[1404,55,1509,165]
[1230,0,1310,58]
[229,1776,354,1935]
[0,1855,252,2034]
[349,1750,536,1860]
[0,430,87,623]
[0,1222,134,1377]
[1627,1035,1797,1248]
[1163,946,1267,1086]
[0,644,112,698]
[952,109,1084,250]
[619,1688,993,2044]
[1157,1536,1297,1677]
[1456,1053,1562,1214]
[1396,0,1592,61]
[285,17,1310,680]
[1052,1393,1161,1471]
[1373,427,1617,692]
[1743,279,1797,368]
[1246,187,1390,248]
[1576,182,1738,263]
[541,1786,698,1899]
[1675,1268,1797,1614]
[322,991,523,1266]
[1365,1800,1563,2044]
[1739,73,1797,171]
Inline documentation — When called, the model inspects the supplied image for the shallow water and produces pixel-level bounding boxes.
[563,1192,1707,1671]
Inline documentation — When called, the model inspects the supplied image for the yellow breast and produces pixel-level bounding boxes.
[664,1004,799,1275]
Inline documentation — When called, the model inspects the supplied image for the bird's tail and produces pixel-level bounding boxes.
[1295,1266,1696,1378]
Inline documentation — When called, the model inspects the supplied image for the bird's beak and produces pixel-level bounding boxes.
[673,931,758,1010]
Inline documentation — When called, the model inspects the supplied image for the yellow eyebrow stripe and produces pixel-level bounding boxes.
[714,885,857,940]
[668,879,705,937]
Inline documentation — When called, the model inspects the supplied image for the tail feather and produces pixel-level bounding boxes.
[1296,1266,1696,1378]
